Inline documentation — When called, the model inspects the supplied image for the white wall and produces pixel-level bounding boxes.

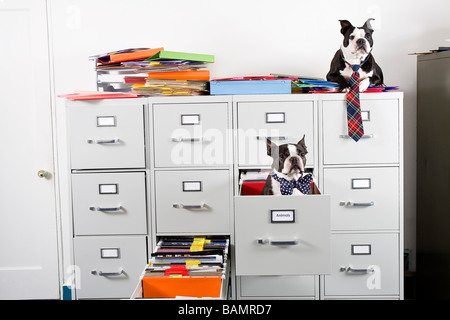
[49,0,450,271]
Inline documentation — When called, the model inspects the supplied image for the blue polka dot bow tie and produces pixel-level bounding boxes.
[271,172,313,195]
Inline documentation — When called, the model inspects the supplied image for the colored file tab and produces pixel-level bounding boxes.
[145,50,214,63]
[190,236,206,252]
[147,70,210,80]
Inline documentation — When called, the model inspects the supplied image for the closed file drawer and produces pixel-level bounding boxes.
[324,233,400,297]
[240,276,315,299]
[72,172,147,236]
[322,98,399,165]
[153,103,230,167]
[323,167,399,231]
[154,170,231,233]
[237,101,315,167]
[234,195,330,276]
[67,100,145,169]
[74,236,147,299]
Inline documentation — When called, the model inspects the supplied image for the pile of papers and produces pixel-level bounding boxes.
[145,236,228,277]
[89,47,214,96]
[272,74,399,93]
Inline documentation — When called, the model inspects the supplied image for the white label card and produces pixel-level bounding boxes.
[351,244,371,255]
[266,112,285,123]
[183,181,202,192]
[352,178,371,189]
[97,116,116,127]
[271,210,295,223]
[181,114,200,125]
[361,111,370,121]
[99,184,118,194]
[101,248,120,259]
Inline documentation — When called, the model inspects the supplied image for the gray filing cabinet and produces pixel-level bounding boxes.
[321,93,403,299]
[66,98,149,299]
[65,92,403,299]
[416,50,450,299]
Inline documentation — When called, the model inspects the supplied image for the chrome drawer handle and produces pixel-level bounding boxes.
[87,138,120,144]
[258,239,299,246]
[339,134,374,139]
[339,201,374,207]
[91,268,124,277]
[89,206,123,212]
[171,137,209,143]
[256,136,288,140]
[172,202,206,209]
[340,266,374,274]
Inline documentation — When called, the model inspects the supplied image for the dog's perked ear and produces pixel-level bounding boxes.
[362,18,375,32]
[339,20,353,36]
[266,138,278,157]
[297,135,308,153]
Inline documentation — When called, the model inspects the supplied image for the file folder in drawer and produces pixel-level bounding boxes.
[142,276,223,298]
[210,80,291,95]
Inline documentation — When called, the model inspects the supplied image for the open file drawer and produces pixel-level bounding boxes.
[234,189,330,276]
[130,237,230,299]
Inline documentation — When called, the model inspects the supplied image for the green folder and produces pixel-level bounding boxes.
[145,50,214,63]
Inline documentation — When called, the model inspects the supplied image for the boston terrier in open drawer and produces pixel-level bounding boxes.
[261,136,313,195]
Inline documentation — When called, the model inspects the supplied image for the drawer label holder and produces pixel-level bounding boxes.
[270,209,295,223]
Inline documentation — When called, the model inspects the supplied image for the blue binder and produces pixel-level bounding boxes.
[210,80,291,95]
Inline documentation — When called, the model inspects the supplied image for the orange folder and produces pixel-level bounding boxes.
[142,276,222,298]
[110,47,164,63]
[147,70,210,80]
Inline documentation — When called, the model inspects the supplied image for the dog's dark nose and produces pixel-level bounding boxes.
[290,157,298,164]
[356,38,366,46]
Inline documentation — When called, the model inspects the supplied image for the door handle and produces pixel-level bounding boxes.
[171,137,209,143]
[87,138,120,144]
[256,135,288,141]
[37,170,49,178]
[339,201,375,207]
[339,134,374,139]
[89,206,123,212]
[340,265,374,274]
[258,239,299,246]
[172,202,206,209]
[91,268,124,277]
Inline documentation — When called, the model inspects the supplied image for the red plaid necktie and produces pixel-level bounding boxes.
[346,64,364,142]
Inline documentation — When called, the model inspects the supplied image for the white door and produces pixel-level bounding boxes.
[0,0,60,299]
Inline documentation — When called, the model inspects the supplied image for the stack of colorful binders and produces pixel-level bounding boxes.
[90,47,214,96]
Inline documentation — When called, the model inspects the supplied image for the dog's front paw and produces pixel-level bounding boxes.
[359,78,370,92]
[339,83,350,93]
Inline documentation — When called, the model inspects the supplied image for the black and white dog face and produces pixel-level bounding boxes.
[261,135,311,196]
[266,136,307,177]
[340,19,374,61]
